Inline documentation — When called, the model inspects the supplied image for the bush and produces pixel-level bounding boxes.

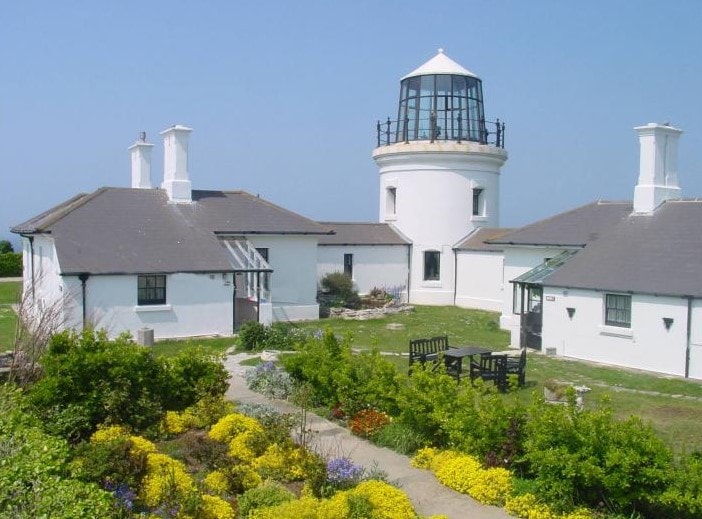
[0,385,115,518]
[0,252,21,277]
[28,329,228,442]
[522,398,672,513]
[319,272,361,310]
[0,240,13,254]
[370,421,427,455]
[348,409,391,438]
[161,348,229,411]
[239,321,267,351]
[238,481,296,518]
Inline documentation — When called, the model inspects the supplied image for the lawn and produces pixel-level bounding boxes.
[0,281,20,351]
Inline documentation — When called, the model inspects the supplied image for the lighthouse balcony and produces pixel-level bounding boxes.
[376,116,505,149]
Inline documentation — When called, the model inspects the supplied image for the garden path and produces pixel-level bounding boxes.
[223,352,512,519]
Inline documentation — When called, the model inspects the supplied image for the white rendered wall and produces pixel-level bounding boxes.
[317,245,409,295]
[455,250,505,312]
[247,235,320,322]
[689,300,702,379]
[541,287,694,378]
[72,273,233,340]
[500,246,573,346]
[374,141,506,305]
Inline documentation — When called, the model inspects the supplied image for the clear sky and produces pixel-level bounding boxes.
[2,1,701,246]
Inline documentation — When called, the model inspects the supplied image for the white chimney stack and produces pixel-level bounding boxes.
[633,122,683,214]
[128,132,154,189]
[160,124,193,203]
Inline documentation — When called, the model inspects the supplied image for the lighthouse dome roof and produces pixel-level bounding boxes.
[402,48,477,80]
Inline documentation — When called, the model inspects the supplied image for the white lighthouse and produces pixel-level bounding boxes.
[373,49,508,305]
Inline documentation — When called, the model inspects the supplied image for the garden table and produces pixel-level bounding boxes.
[443,346,491,380]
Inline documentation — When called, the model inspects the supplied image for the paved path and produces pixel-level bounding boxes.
[224,353,512,519]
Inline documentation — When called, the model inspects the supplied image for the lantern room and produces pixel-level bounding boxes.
[377,49,504,148]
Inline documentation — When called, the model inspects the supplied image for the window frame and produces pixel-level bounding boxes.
[343,253,353,278]
[423,250,440,281]
[138,274,167,306]
[472,187,484,216]
[386,187,397,215]
[604,293,631,328]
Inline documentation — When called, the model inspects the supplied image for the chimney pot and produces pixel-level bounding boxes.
[128,133,154,189]
[160,125,193,203]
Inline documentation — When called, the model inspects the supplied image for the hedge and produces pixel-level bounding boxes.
[0,253,22,277]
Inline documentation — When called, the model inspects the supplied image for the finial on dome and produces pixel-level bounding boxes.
[438,47,445,54]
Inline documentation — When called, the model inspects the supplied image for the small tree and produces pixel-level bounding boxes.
[0,240,13,254]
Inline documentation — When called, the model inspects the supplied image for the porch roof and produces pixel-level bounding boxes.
[512,250,579,285]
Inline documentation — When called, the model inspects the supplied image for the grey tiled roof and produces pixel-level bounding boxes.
[454,227,514,251]
[489,201,633,247]
[317,222,411,246]
[543,200,702,298]
[12,188,332,275]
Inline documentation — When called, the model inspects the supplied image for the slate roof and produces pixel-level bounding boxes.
[12,188,332,275]
[454,227,514,251]
[543,200,702,298]
[488,201,633,247]
[317,222,411,246]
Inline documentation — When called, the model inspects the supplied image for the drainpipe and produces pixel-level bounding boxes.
[78,273,89,330]
[26,235,35,303]
[406,245,412,304]
[685,296,692,378]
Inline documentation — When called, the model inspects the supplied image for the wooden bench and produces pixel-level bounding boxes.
[408,335,449,372]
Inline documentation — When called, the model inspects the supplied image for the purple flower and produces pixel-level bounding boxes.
[326,457,364,486]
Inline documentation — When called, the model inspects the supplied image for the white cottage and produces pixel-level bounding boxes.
[12,126,332,340]
[490,123,702,379]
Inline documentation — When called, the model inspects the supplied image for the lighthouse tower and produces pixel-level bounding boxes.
[373,49,508,305]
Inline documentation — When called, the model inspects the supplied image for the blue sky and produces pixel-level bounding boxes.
[2,1,701,246]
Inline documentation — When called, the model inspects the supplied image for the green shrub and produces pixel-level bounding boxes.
[239,321,267,351]
[161,348,229,411]
[522,398,672,513]
[644,453,702,518]
[319,271,361,309]
[237,481,296,518]
[0,385,115,518]
[0,253,21,277]
[28,329,227,442]
[395,363,459,446]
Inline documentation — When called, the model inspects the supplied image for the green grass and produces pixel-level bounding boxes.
[150,336,235,358]
[293,305,510,353]
[0,281,21,304]
[0,305,16,351]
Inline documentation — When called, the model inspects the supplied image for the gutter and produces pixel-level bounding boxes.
[26,235,35,303]
[453,249,458,305]
[78,273,90,330]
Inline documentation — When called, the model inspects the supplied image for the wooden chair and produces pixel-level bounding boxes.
[504,348,527,387]
[469,353,508,391]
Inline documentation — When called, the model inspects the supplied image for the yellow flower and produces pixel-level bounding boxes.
[352,480,417,519]
[140,452,196,508]
[199,494,235,519]
[90,424,129,443]
[411,447,438,469]
[203,470,230,494]
[161,410,187,436]
[129,435,158,457]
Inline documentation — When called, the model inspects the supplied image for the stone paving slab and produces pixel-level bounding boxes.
[223,353,512,519]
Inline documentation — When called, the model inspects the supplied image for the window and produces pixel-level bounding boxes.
[138,275,166,305]
[605,294,631,328]
[344,253,353,278]
[472,188,483,216]
[386,187,397,215]
[256,248,269,263]
[423,250,440,281]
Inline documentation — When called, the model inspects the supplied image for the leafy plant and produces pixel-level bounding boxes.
[0,252,21,277]
[245,361,295,399]
[239,321,267,351]
[319,271,361,310]
[238,481,296,518]
[348,409,391,438]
